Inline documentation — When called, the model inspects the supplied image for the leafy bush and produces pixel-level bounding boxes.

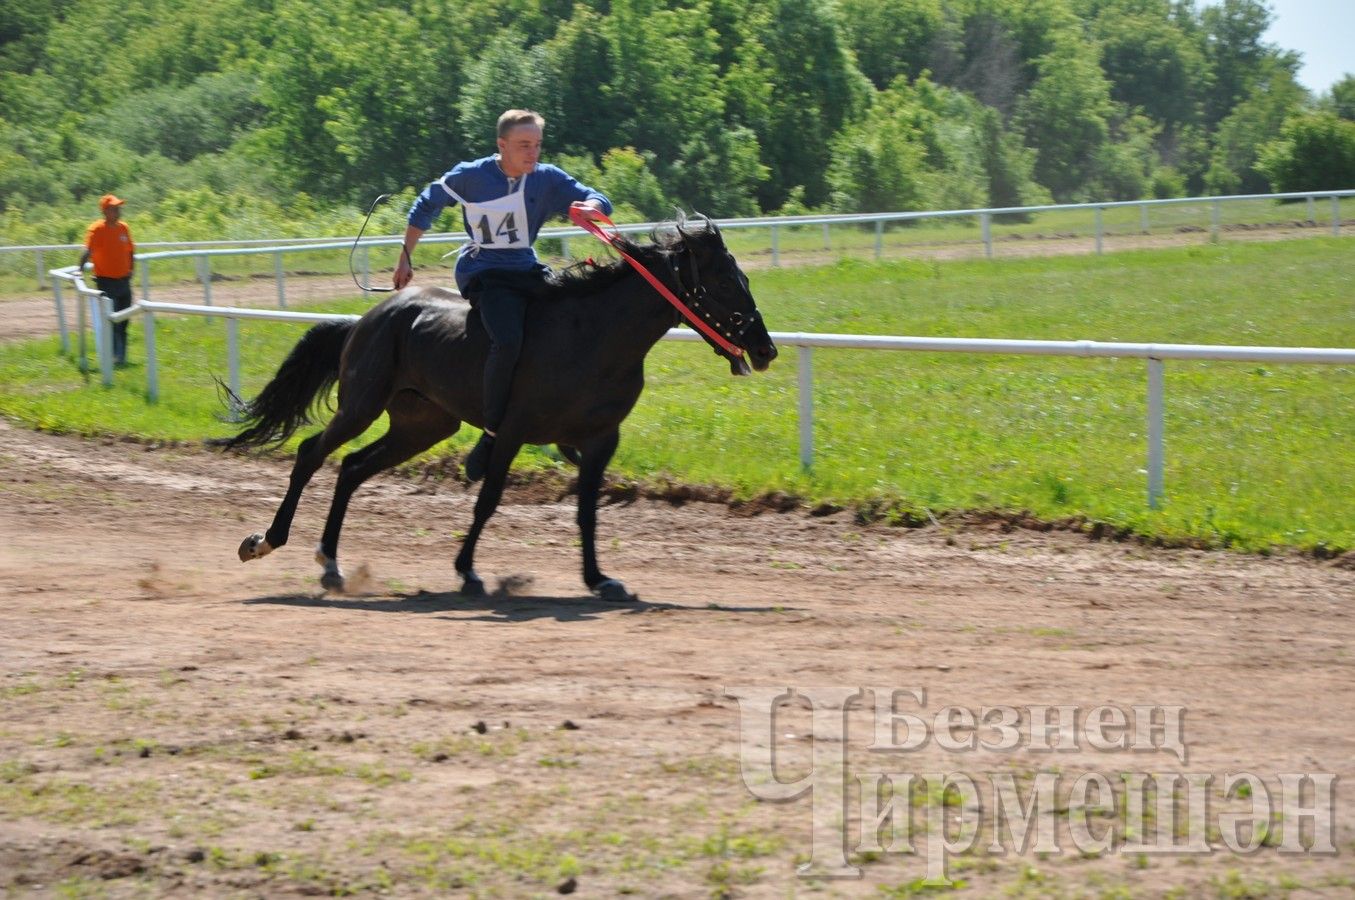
[89,71,264,163]
[1255,113,1355,192]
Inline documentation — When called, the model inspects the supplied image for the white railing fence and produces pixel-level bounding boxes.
[47,264,1355,510]
[12,189,1353,296]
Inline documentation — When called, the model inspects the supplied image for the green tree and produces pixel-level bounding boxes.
[837,0,945,89]
[257,0,467,198]
[1086,0,1209,130]
[928,6,1025,116]
[827,87,932,213]
[538,7,622,157]
[603,0,725,165]
[1256,113,1355,192]
[830,75,1045,213]
[1016,39,1114,201]
[1201,0,1300,127]
[598,0,770,213]
[1085,111,1159,200]
[0,0,1342,236]
[0,0,75,73]
[744,0,871,209]
[1323,74,1355,121]
[671,126,768,216]
[1204,61,1306,194]
[456,29,552,147]
[978,111,1049,210]
[595,147,669,220]
[90,71,265,163]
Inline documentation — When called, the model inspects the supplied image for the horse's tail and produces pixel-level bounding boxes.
[210,319,355,451]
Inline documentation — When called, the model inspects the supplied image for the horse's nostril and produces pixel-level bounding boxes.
[750,345,777,369]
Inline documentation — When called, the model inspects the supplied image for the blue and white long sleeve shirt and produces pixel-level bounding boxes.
[408,155,612,291]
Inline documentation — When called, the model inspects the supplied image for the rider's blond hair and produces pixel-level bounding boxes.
[497,109,545,139]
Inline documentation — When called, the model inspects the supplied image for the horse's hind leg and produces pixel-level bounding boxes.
[314,394,459,591]
[574,429,633,601]
[239,321,402,563]
[238,399,384,563]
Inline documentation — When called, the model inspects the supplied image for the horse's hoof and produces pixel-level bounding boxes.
[592,579,636,603]
[320,571,346,593]
[238,533,272,562]
[459,573,486,597]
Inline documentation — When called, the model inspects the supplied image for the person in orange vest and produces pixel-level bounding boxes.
[79,194,136,365]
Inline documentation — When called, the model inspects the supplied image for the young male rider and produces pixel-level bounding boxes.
[393,109,612,481]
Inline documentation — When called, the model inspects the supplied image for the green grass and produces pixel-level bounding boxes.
[2,238,1352,552]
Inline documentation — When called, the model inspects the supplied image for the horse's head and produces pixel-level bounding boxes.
[663,214,778,376]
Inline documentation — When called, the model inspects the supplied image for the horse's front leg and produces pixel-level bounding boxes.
[575,429,633,602]
[454,436,523,596]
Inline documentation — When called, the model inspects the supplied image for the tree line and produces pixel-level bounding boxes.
[1,0,1352,245]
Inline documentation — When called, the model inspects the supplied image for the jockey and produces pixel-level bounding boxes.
[394,109,612,481]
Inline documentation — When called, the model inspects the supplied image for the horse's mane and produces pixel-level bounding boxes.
[545,213,723,301]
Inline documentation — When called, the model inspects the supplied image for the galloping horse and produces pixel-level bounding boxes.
[216,216,778,600]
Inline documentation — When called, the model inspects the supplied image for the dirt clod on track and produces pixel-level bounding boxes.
[1,416,1353,896]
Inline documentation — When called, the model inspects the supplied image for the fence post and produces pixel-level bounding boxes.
[1333,197,1341,236]
[77,288,89,374]
[1306,195,1316,224]
[561,236,571,260]
[823,222,831,251]
[274,251,286,308]
[771,224,780,267]
[360,245,370,291]
[227,316,241,403]
[1094,206,1104,255]
[1147,358,1165,509]
[1210,200,1221,242]
[981,212,993,259]
[1140,203,1149,234]
[144,308,159,403]
[140,262,151,302]
[53,278,69,354]
[874,220,883,260]
[99,294,114,387]
[35,249,46,289]
[798,345,814,469]
[201,254,213,318]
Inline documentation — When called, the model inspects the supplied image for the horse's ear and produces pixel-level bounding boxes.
[673,208,691,241]
[675,209,721,250]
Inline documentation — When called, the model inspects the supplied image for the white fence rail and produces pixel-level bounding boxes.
[11,189,1353,294]
[48,264,1355,510]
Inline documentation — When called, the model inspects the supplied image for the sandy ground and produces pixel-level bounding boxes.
[3,223,1353,896]
[1,419,1352,897]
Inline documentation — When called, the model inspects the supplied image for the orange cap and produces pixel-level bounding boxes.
[99,194,125,210]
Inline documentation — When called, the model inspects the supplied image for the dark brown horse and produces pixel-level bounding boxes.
[216,217,777,600]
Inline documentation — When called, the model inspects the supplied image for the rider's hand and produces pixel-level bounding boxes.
[393,253,413,289]
[570,200,605,222]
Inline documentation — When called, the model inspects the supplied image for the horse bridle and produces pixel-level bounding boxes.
[666,244,764,353]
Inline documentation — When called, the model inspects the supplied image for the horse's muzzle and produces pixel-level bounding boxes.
[749,342,777,372]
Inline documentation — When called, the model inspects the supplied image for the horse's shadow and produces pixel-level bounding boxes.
[241,589,788,623]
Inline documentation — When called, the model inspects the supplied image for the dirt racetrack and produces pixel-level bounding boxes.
[2,418,1353,897]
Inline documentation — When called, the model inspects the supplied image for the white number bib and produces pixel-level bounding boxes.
[439,175,531,253]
